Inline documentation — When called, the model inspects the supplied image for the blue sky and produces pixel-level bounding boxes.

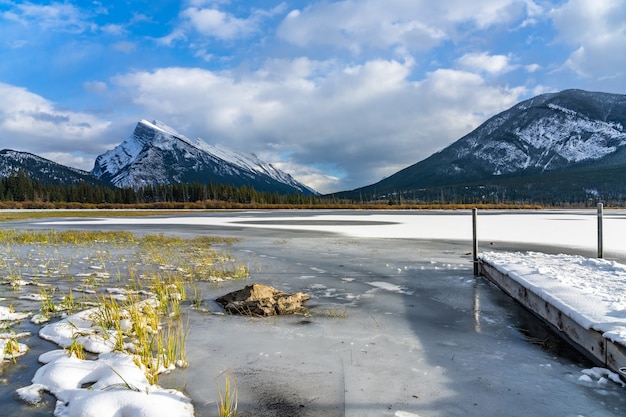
[0,0,624,193]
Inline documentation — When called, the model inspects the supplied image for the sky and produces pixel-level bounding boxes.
[0,0,625,194]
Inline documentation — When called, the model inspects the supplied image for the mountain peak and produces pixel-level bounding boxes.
[138,119,195,145]
[143,119,179,135]
[91,119,316,194]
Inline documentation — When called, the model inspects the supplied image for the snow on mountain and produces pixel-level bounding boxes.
[92,119,316,194]
[91,120,188,181]
[203,143,307,189]
[448,89,626,176]
[0,149,104,186]
[339,89,626,202]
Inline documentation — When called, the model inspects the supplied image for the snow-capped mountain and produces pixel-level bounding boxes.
[92,119,316,195]
[339,89,626,202]
[440,89,626,177]
[0,149,108,187]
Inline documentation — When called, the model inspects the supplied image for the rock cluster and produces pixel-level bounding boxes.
[216,284,309,316]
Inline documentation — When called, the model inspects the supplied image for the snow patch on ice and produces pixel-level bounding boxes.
[0,305,30,321]
[39,306,117,354]
[395,411,421,417]
[580,367,625,387]
[16,351,194,417]
[367,281,414,295]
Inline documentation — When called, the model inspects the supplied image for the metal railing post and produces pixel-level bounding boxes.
[598,203,604,259]
[473,208,479,275]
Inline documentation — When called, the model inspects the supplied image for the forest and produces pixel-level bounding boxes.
[0,169,569,210]
[0,169,328,207]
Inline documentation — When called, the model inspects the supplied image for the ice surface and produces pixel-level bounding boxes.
[3,210,626,416]
[40,209,626,257]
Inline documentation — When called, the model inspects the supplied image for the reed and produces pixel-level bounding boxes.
[3,338,20,363]
[216,371,239,417]
[38,287,57,319]
[0,229,136,246]
[315,307,349,318]
[67,339,86,360]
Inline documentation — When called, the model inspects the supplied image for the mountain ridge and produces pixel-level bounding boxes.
[91,119,316,195]
[0,149,110,187]
[336,89,626,203]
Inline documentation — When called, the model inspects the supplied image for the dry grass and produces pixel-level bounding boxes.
[216,371,239,417]
[0,202,547,225]
[0,210,192,223]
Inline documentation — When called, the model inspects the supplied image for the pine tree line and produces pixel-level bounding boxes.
[3,169,613,208]
[0,169,322,205]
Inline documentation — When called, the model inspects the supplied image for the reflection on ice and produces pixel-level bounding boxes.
[473,281,481,334]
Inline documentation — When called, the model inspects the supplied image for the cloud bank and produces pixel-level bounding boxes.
[0,0,624,193]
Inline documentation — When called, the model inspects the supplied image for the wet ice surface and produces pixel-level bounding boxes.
[172,234,625,417]
[3,210,626,416]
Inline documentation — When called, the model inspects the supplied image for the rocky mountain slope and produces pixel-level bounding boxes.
[92,120,316,195]
[0,149,109,187]
[338,89,626,203]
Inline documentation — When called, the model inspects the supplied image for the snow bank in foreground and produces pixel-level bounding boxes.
[0,305,30,321]
[480,251,626,344]
[38,306,117,353]
[17,350,193,417]
[0,306,31,361]
[17,304,194,417]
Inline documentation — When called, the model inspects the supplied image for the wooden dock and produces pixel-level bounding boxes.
[478,258,626,379]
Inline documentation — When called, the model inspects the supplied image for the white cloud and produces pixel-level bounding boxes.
[519,0,545,27]
[1,2,90,33]
[551,0,626,82]
[456,52,516,75]
[7,39,28,48]
[269,159,340,195]
[443,0,531,28]
[186,0,232,7]
[277,0,536,53]
[180,6,260,40]
[0,0,555,192]
[156,29,187,46]
[84,81,108,94]
[101,24,126,36]
[111,58,525,193]
[550,0,623,44]
[39,152,93,172]
[525,63,540,73]
[277,1,445,53]
[112,41,136,54]
[0,83,111,168]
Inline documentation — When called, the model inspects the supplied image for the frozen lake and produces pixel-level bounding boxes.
[2,209,626,416]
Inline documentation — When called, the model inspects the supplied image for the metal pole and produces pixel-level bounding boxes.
[598,203,604,259]
[473,208,479,275]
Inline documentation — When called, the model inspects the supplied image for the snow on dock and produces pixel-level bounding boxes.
[479,251,626,379]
